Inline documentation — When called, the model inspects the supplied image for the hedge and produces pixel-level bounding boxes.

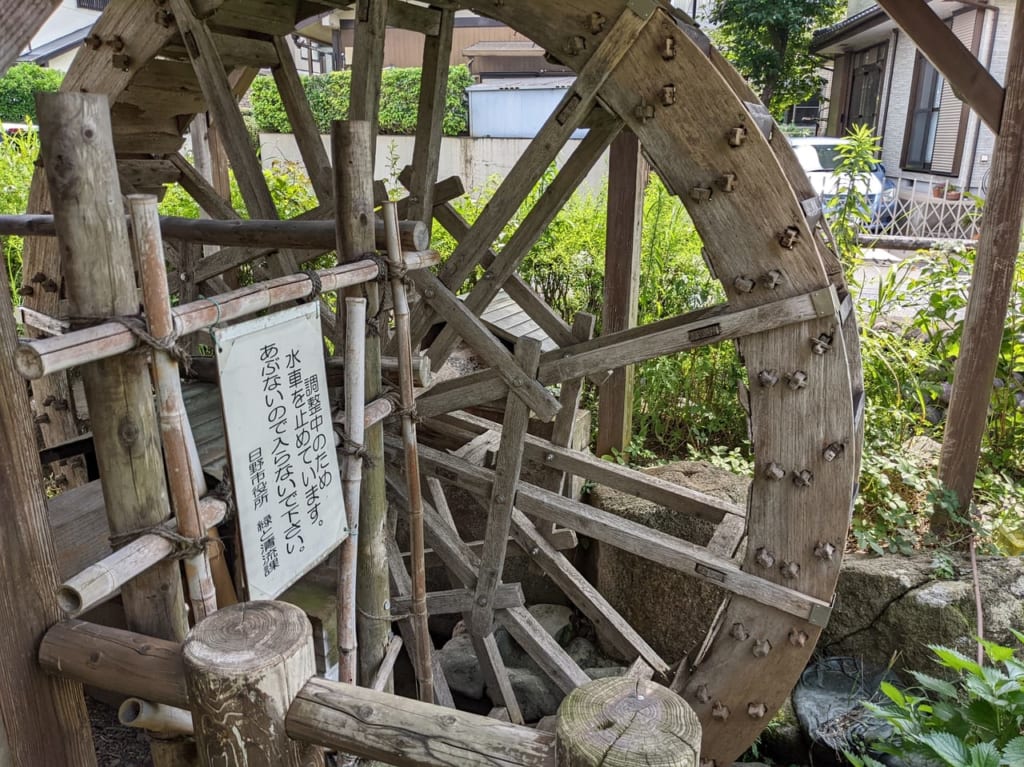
[250,65,473,135]
[0,63,63,123]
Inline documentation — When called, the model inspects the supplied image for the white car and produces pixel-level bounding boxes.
[790,136,897,231]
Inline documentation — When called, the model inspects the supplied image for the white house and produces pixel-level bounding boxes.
[813,0,1015,197]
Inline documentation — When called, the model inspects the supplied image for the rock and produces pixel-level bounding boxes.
[528,604,574,645]
[493,625,538,673]
[588,460,749,661]
[757,696,808,767]
[565,636,620,670]
[584,666,627,680]
[437,634,485,699]
[508,666,564,722]
[902,436,941,467]
[823,554,1024,676]
[792,657,899,766]
[925,405,944,425]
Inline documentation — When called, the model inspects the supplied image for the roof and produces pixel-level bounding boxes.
[811,5,888,54]
[463,40,547,57]
[467,76,576,92]
[18,24,91,64]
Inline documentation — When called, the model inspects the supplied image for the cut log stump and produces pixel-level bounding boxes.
[556,677,700,767]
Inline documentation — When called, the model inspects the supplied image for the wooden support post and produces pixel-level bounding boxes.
[0,203,95,764]
[349,0,389,151]
[333,120,390,688]
[556,677,699,767]
[469,338,540,636]
[184,601,323,766]
[36,93,190,643]
[406,8,455,226]
[938,1,1024,526]
[597,131,647,459]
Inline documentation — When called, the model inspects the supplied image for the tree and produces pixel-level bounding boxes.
[0,63,62,123]
[711,0,843,118]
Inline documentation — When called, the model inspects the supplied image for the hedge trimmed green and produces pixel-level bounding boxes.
[250,65,473,135]
[0,63,63,124]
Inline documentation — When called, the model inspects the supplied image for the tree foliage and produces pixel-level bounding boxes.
[711,0,843,117]
[0,63,63,123]
[250,65,473,135]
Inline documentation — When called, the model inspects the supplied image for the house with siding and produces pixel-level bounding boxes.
[812,0,1014,197]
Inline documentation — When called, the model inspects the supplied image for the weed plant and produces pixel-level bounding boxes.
[845,634,1024,767]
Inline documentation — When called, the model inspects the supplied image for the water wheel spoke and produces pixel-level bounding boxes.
[425,110,624,368]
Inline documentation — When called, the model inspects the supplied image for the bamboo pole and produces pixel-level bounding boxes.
[58,497,228,617]
[129,194,218,622]
[384,201,433,702]
[119,699,194,737]
[333,120,390,688]
[338,297,366,686]
[15,251,439,380]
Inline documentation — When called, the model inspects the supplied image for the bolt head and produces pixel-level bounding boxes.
[755,547,776,569]
[764,462,786,481]
[711,701,730,721]
[789,629,809,647]
[729,622,749,641]
[780,561,801,579]
[695,684,711,704]
[814,541,837,561]
[752,639,772,658]
[748,702,768,719]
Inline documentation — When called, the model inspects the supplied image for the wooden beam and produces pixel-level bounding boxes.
[0,0,60,74]
[406,8,454,226]
[416,287,843,419]
[0,206,95,763]
[409,442,831,624]
[425,110,623,367]
[597,131,647,458]
[349,0,389,151]
[875,0,1004,132]
[469,338,540,637]
[168,152,241,222]
[938,1,1024,520]
[272,35,334,202]
[287,677,557,767]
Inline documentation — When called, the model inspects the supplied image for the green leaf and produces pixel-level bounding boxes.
[931,645,982,676]
[918,731,970,766]
[1001,736,1024,766]
[968,741,1001,767]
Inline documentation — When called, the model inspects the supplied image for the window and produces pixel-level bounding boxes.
[901,10,981,175]
[842,43,888,133]
[76,0,109,10]
[904,56,942,171]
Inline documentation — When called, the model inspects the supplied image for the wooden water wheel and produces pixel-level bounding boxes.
[20,1,863,765]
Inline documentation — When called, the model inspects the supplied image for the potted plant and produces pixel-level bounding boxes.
[946,184,962,201]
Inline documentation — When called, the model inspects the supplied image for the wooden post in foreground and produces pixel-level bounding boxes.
[333,120,391,689]
[938,1,1024,528]
[597,131,647,459]
[36,93,190,643]
[0,219,95,765]
[184,601,323,767]
[556,677,700,767]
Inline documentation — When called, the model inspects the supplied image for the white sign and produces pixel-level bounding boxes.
[213,302,347,600]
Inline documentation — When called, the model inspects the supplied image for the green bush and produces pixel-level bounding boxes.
[0,127,41,298]
[0,63,63,123]
[249,65,472,135]
[847,634,1024,767]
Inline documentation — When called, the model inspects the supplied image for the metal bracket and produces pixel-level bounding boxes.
[744,102,775,141]
[810,285,840,319]
[626,0,659,20]
[808,595,836,628]
[801,196,823,228]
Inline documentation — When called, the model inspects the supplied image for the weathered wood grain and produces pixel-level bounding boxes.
[286,677,556,767]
